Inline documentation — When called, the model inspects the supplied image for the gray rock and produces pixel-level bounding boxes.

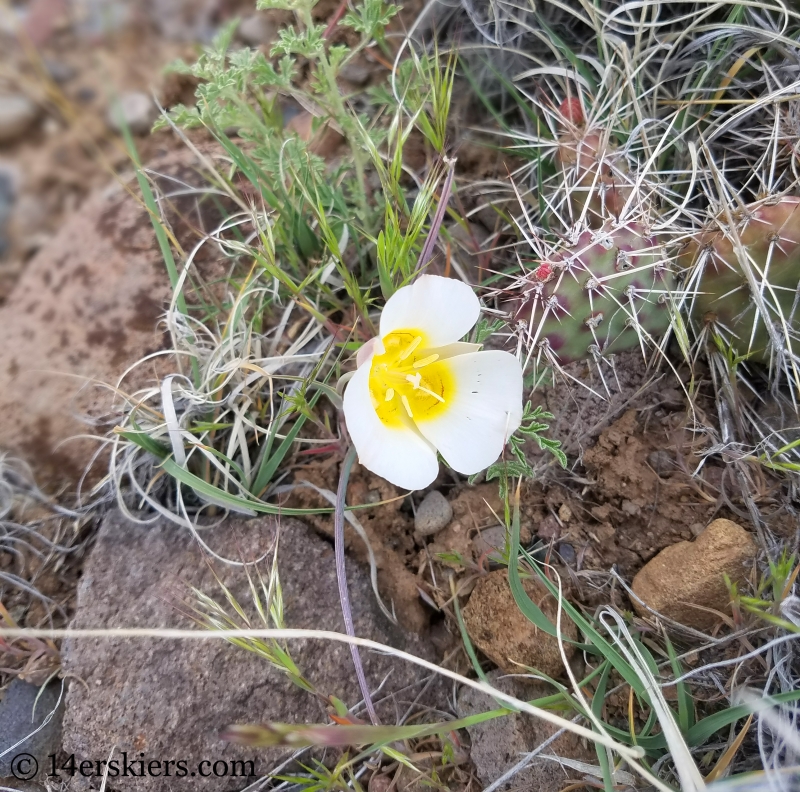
[43,59,77,84]
[0,95,40,145]
[61,511,443,791]
[471,524,507,564]
[72,0,132,38]
[107,92,156,136]
[457,671,591,792]
[0,164,15,257]
[147,0,216,41]
[647,449,674,476]
[44,58,77,85]
[0,678,64,779]
[414,490,452,536]
[339,62,373,86]
[237,13,277,46]
[557,542,576,565]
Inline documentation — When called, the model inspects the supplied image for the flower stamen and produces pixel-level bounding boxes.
[385,388,395,401]
[397,335,423,361]
[401,394,414,418]
[412,353,440,369]
[418,386,445,403]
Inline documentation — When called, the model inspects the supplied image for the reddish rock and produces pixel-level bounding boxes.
[0,146,228,490]
[462,569,576,677]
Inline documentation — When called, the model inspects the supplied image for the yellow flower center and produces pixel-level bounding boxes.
[368,330,453,428]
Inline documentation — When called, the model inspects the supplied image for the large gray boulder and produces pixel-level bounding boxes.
[61,510,443,791]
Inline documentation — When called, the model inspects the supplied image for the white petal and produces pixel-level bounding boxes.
[415,351,523,476]
[356,336,384,368]
[380,275,480,347]
[430,342,482,359]
[342,362,440,490]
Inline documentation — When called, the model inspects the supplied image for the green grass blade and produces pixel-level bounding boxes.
[509,489,652,699]
[687,689,800,746]
[664,634,695,733]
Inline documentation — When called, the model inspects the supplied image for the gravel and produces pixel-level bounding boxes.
[414,490,453,536]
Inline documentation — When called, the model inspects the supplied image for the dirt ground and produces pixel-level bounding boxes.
[286,346,795,635]
[2,0,795,765]
[3,0,793,622]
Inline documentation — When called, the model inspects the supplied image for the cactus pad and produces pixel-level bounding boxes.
[512,223,674,364]
[680,197,800,367]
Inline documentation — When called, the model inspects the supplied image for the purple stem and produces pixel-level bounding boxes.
[335,444,379,725]
[414,156,457,277]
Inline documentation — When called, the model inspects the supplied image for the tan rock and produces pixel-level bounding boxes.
[462,569,577,677]
[0,145,227,491]
[632,518,757,631]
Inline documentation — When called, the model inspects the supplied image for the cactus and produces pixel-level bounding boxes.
[512,222,675,365]
[679,197,800,376]
[554,127,634,227]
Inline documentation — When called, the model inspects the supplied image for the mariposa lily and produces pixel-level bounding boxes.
[343,275,523,490]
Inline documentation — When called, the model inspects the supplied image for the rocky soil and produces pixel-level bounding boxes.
[0,1,787,791]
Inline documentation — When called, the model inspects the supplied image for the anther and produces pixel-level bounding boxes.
[413,353,439,369]
[397,336,423,361]
[401,394,414,418]
[385,388,395,401]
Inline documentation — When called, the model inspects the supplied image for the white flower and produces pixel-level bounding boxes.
[343,275,523,490]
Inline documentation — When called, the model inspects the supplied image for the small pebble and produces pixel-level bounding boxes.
[414,490,452,536]
[0,94,40,145]
[621,499,640,516]
[537,513,560,540]
[472,525,507,564]
[76,86,97,104]
[73,0,131,38]
[238,13,277,46]
[557,542,576,565]
[339,62,373,86]
[647,449,674,476]
[44,58,76,84]
[107,92,156,136]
